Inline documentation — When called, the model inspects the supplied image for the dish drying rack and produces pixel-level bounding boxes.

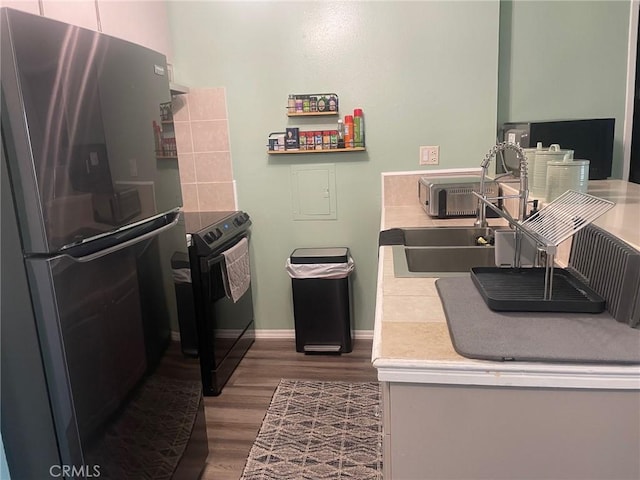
[474,190,614,306]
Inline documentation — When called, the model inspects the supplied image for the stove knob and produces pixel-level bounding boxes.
[204,232,215,243]
[215,227,222,237]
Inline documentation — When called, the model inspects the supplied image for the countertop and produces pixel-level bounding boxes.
[372,175,640,389]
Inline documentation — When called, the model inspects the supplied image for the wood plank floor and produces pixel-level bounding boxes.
[199,338,378,480]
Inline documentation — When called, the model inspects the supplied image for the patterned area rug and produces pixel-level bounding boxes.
[85,375,202,479]
[241,379,383,479]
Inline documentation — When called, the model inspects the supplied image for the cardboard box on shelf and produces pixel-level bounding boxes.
[285,128,299,150]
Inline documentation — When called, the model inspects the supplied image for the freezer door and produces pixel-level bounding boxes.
[1,8,183,254]
[26,247,148,465]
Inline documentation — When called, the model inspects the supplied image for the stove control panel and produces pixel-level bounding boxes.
[187,211,251,256]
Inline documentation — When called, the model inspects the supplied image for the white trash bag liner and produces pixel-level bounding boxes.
[172,268,192,283]
[285,257,355,280]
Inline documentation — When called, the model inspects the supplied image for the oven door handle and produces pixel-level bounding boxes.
[205,253,225,269]
[204,235,248,270]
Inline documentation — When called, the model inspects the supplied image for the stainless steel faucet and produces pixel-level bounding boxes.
[474,141,529,228]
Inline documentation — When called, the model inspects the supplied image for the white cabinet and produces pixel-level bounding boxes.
[42,0,98,30]
[97,1,173,61]
[0,0,40,15]
[1,0,173,62]
[1,0,97,29]
[0,0,39,14]
[383,381,640,480]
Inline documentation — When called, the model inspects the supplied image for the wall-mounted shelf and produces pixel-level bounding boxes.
[170,82,190,96]
[287,93,338,116]
[268,147,365,155]
[287,111,338,117]
[268,93,364,154]
[154,102,178,158]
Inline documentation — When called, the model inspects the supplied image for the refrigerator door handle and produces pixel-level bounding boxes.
[61,213,180,263]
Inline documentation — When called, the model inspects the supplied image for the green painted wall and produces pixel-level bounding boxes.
[167,1,632,331]
[167,1,501,331]
[498,0,630,178]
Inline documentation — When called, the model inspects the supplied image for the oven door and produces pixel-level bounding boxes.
[194,235,255,395]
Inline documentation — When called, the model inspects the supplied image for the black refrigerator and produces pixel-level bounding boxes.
[1,8,207,479]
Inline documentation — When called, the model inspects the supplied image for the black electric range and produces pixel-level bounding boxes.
[177,210,255,395]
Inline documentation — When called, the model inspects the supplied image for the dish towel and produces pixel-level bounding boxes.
[222,237,251,303]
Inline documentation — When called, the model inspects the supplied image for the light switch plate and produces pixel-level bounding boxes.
[420,146,439,165]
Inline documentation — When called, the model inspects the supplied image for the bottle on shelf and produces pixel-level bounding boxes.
[307,131,315,150]
[288,94,295,114]
[353,108,364,148]
[328,95,338,112]
[317,95,327,112]
[344,115,354,148]
[323,131,331,149]
[330,130,338,149]
[337,119,345,149]
[153,120,162,154]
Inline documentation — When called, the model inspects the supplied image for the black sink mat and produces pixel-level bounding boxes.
[378,228,405,246]
[470,267,606,313]
[436,275,640,364]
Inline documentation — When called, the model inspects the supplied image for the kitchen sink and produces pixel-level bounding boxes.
[403,226,494,247]
[404,246,495,273]
[392,227,496,277]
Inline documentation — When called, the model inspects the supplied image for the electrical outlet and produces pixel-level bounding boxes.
[419,146,439,166]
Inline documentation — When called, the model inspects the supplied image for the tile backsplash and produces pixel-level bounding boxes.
[172,88,236,212]
[383,173,424,207]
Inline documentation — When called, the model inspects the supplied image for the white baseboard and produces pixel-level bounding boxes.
[254,329,296,339]
[172,329,374,341]
[255,329,374,340]
[353,330,374,340]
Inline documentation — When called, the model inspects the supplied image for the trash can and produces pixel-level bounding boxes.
[171,251,198,357]
[286,247,355,354]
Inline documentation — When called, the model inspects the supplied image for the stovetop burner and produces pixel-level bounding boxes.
[183,210,251,256]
